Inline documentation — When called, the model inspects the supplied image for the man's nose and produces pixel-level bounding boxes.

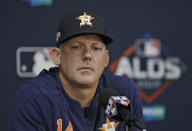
[82,47,92,61]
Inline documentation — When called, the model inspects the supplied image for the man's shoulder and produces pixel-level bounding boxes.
[17,68,60,97]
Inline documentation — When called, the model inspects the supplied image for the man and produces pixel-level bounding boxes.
[11,11,145,131]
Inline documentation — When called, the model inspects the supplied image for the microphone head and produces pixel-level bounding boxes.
[99,88,120,109]
[99,88,132,121]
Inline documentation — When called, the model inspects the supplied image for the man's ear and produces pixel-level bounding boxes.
[49,47,61,66]
[104,50,109,67]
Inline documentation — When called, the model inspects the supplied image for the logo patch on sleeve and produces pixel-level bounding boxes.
[98,117,119,131]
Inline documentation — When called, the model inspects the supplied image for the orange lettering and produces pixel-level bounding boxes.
[57,119,62,131]
[66,121,73,131]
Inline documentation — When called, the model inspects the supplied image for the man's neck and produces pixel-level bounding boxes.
[59,70,98,108]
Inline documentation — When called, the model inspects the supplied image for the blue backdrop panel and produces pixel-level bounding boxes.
[0,0,192,130]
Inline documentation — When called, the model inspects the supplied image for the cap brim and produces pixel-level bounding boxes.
[57,32,113,47]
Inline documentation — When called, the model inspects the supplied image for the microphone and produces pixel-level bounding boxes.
[99,88,147,131]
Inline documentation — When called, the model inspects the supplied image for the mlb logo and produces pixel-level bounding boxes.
[112,96,130,107]
[105,98,117,117]
[135,38,161,57]
[16,47,55,77]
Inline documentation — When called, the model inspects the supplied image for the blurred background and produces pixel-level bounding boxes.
[1,0,192,130]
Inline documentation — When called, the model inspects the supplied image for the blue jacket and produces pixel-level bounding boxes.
[11,67,144,131]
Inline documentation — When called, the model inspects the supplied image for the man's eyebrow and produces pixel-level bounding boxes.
[70,40,103,44]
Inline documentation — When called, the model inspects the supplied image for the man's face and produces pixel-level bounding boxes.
[58,34,109,87]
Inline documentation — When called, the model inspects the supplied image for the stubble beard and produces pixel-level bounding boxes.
[59,67,99,89]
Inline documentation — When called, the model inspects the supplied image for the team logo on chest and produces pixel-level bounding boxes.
[98,117,119,131]
[76,12,94,27]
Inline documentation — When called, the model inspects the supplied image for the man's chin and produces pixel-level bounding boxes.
[74,77,97,87]
[77,79,95,85]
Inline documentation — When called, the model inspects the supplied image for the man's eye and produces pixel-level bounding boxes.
[94,47,102,51]
[72,45,81,50]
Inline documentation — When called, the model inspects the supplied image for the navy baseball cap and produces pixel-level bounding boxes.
[56,11,113,47]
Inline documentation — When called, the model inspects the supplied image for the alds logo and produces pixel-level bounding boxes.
[57,119,73,131]
[109,34,186,104]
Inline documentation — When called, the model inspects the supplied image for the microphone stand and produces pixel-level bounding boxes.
[124,124,131,131]
[124,121,147,131]
[120,109,147,131]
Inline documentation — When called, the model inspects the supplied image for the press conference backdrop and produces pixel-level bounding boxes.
[1,0,192,130]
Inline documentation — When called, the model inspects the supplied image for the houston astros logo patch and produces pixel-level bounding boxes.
[98,117,119,131]
[76,12,94,27]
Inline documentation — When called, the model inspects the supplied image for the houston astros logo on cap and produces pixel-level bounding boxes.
[76,12,94,27]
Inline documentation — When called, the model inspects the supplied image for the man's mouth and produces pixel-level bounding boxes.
[78,67,94,71]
